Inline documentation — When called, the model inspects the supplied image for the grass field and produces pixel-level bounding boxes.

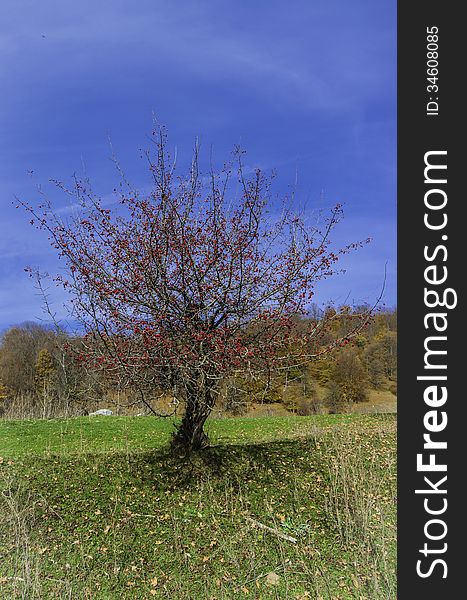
[0,414,396,599]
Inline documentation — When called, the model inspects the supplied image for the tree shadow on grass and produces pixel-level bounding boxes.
[131,436,320,490]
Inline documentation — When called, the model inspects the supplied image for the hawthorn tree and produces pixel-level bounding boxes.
[21,128,372,452]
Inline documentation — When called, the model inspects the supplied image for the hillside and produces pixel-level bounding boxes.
[0,414,396,599]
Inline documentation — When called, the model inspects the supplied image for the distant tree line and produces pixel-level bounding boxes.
[222,305,396,415]
[0,306,396,420]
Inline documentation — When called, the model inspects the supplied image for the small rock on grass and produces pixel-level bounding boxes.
[265,572,280,586]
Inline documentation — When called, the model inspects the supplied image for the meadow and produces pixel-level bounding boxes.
[0,414,396,599]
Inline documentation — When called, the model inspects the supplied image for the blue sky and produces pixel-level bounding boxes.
[0,0,396,331]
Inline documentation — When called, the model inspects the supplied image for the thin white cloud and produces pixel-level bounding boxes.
[0,1,393,112]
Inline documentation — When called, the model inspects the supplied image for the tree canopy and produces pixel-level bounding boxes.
[20,128,372,451]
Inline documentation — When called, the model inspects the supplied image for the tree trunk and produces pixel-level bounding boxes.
[171,381,214,453]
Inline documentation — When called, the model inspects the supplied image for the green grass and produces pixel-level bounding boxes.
[0,413,378,458]
[0,414,396,599]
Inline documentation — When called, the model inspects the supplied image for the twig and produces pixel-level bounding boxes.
[246,517,297,543]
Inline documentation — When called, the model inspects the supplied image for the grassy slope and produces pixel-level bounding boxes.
[0,414,396,599]
[0,414,372,457]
